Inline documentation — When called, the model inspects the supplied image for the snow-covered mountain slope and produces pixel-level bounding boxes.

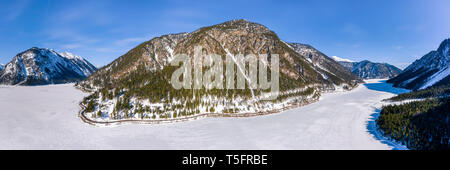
[331,56,354,62]
[77,19,362,124]
[0,47,97,85]
[388,38,450,90]
[336,60,402,79]
[287,43,363,90]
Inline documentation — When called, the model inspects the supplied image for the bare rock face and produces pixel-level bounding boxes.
[0,47,97,85]
[78,19,361,122]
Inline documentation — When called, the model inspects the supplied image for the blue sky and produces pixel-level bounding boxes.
[0,0,449,68]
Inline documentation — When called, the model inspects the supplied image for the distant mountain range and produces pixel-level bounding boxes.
[333,58,402,79]
[388,38,450,90]
[77,19,362,122]
[0,47,97,85]
[288,43,362,89]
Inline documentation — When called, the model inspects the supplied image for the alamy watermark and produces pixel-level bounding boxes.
[170,46,280,100]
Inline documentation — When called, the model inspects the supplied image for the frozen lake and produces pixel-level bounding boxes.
[0,79,408,149]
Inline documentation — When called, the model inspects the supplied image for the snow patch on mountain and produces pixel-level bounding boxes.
[331,56,354,62]
[59,51,83,60]
[388,38,450,89]
[287,42,361,87]
[0,47,97,85]
[420,66,450,89]
[338,60,402,79]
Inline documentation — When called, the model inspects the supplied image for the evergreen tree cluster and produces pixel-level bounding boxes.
[80,57,321,120]
[377,98,449,150]
[387,85,450,101]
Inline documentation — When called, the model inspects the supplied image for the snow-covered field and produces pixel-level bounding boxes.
[0,79,408,149]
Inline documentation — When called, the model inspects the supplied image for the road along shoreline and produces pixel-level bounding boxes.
[76,83,363,126]
[78,96,320,126]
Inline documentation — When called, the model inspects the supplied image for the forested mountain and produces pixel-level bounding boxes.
[288,43,362,91]
[0,47,97,85]
[388,38,450,90]
[377,97,449,150]
[77,19,361,122]
[386,85,450,102]
[378,82,450,150]
[334,59,402,79]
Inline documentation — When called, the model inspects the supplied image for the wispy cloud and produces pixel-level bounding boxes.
[395,62,412,69]
[41,28,101,52]
[114,37,150,46]
[163,8,208,18]
[396,25,424,32]
[335,42,362,49]
[95,36,151,54]
[95,47,121,53]
[45,29,91,42]
[0,0,30,21]
[158,7,209,31]
[161,20,201,31]
[341,23,364,36]
[351,43,361,48]
[60,43,84,50]
[48,0,112,26]
[394,45,404,50]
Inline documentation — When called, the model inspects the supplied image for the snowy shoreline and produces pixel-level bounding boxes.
[77,80,359,126]
[0,79,410,149]
[366,108,409,150]
[78,95,320,127]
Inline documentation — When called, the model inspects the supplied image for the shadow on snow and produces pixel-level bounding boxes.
[366,109,408,150]
[363,80,409,95]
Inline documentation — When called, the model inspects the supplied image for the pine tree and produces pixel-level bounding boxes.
[97,110,102,118]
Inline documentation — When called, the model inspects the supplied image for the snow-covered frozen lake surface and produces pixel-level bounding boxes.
[0,79,409,149]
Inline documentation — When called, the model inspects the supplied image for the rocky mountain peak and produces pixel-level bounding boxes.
[194,19,273,36]
[87,20,361,88]
[0,47,97,85]
[335,59,402,79]
[77,19,363,123]
[16,47,59,61]
[388,38,450,90]
[437,38,450,57]
[59,51,83,60]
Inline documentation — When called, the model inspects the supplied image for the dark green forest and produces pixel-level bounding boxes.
[80,60,320,120]
[386,85,450,101]
[377,87,449,150]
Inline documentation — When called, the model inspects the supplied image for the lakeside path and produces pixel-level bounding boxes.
[0,79,408,149]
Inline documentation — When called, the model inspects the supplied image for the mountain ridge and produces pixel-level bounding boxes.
[334,59,402,79]
[0,47,97,85]
[286,43,363,88]
[77,19,361,123]
[388,38,450,90]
